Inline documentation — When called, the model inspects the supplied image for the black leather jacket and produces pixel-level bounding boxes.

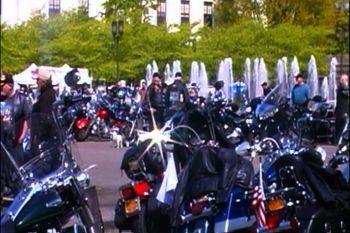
[144,84,166,109]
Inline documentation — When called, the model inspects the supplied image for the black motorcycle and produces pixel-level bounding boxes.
[1,99,104,233]
[296,95,334,145]
[263,144,349,233]
[255,83,295,141]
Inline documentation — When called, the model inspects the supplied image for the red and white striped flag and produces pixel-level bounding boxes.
[252,186,266,227]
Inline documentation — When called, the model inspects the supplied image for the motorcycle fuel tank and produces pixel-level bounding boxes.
[13,189,64,231]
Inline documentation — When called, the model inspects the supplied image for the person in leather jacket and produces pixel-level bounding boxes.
[32,67,57,114]
[1,73,32,195]
[165,72,189,122]
[144,72,167,129]
[334,74,349,144]
[1,73,31,164]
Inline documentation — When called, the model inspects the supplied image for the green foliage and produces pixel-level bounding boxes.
[263,0,338,27]
[214,0,263,26]
[0,9,344,83]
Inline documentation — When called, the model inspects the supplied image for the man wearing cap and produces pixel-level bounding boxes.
[1,72,32,194]
[1,73,31,160]
[32,67,56,114]
[291,73,311,108]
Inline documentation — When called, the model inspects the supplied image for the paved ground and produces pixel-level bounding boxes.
[75,139,338,233]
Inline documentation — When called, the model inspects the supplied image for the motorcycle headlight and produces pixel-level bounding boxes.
[315,146,327,161]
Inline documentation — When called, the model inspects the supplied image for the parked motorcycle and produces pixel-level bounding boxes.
[255,83,295,141]
[114,116,188,233]
[296,95,334,144]
[171,145,257,233]
[0,98,104,233]
[263,143,349,232]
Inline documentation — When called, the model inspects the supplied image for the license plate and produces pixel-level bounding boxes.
[124,197,141,217]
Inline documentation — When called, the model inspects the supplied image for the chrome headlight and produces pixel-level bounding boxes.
[315,146,327,161]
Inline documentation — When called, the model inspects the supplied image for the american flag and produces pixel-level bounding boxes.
[252,186,266,227]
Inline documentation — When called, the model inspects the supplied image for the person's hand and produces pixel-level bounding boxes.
[150,107,157,113]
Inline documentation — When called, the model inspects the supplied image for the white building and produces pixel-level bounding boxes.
[0,0,105,26]
[1,0,213,28]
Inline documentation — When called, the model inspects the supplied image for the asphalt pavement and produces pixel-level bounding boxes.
[75,139,338,233]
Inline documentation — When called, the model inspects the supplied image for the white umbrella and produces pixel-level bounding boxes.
[145,64,153,86]
[217,60,227,96]
[289,56,300,91]
[257,58,268,97]
[282,57,288,88]
[276,59,285,85]
[243,58,251,100]
[252,58,259,99]
[151,60,159,75]
[172,60,181,78]
[321,76,329,100]
[164,63,173,85]
[329,57,338,101]
[190,61,200,86]
[225,58,234,99]
[198,62,209,98]
[307,55,319,97]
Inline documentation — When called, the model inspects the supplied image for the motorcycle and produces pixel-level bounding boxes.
[296,95,334,144]
[0,98,104,233]
[255,83,295,141]
[165,107,260,233]
[263,142,349,232]
[114,116,190,233]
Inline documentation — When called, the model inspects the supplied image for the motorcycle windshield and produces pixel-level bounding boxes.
[256,82,289,118]
[20,113,65,180]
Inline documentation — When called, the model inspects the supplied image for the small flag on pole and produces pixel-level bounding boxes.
[252,186,266,227]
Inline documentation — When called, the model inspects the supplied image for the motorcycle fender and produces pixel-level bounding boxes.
[75,118,90,129]
[83,185,104,233]
[214,188,256,232]
[15,190,64,231]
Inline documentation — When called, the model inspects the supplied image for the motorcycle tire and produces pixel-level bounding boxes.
[75,128,90,142]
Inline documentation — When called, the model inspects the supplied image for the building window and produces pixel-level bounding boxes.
[157,0,166,24]
[49,0,60,17]
[181,0,189,23]
[204,1,213,27]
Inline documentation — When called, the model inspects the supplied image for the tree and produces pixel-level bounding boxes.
[102,0,157,24]
[214,0,263,26]
[263,0,337,27]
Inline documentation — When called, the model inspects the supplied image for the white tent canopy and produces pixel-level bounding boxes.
[13,64,92,94]
[13,63,38,85]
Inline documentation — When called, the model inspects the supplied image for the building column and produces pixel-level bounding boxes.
[190,0,204,28]
[166,0,181,29]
